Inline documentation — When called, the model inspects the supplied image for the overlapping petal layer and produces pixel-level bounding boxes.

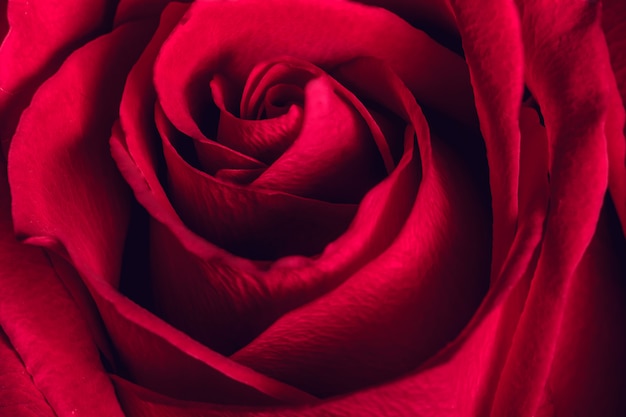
[1,0,624,416]
[113,0,483,374]
[0,0,114,154]
[0,166,125,417]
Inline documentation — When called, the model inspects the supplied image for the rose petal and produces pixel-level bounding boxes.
[240,60,311,120]
[602,0,626,235]
[231,57,491,397]
[145,129,418,355]
[457,106,551,416]
[114,0,190,26]
[56,223,317,405]
[109,4,318,404]
[6,3,305,407]
[250,65,388,203]
[112,109,600,417]
[216,98,303,166]
[0,0,114,155]
[157,100,358,259]
[179,129,267,177]
[154,0,476,152]
[353,0,458,50]
[118,24,422,360]
[0,167,125,417]
[0,329,56,417]
[603,0,626,101]
[138,58,423,358]
[449,0,525,280]
[490,1,613,415]
[0,0,8,41]
[7,19,158,287]
[139,127,419,359]
[168,77,269,176]
[214,167,266,184]
[533,201,626,416]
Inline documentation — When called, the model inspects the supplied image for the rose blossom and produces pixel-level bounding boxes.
[1,0,625,416]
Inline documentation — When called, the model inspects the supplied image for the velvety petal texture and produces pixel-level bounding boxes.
[0,166,125,417]
[1,0,625,416]
[450,0,524,280]
[0,330,56,417]
[0,0,115,154]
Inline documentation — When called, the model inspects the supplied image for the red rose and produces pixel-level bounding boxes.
[1,0,625,416]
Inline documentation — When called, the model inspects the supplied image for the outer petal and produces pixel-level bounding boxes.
[354,0,457,42]
[156,98,358,260]
[0,0,7,41]
[8,19,157,287]
[449,0,524,280]
[114,0,191,25]
[534,202,626,416]
[0,329,56,417]
[0,0,114,154]
[104,196,626,417]
[231,57,492,397]
[491,1,613,415]
[0,166,125,417]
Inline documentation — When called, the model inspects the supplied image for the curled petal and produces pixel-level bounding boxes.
[602,0,626,234]
[232,57,491,397]
[154,0,475,151]
[449,0,525,279]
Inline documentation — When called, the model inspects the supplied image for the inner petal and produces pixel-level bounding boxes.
[251,74,387,204]
[262,84,304,118]
[155,100,358,260]
[241,62,314,119]
[213,77,304,166]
